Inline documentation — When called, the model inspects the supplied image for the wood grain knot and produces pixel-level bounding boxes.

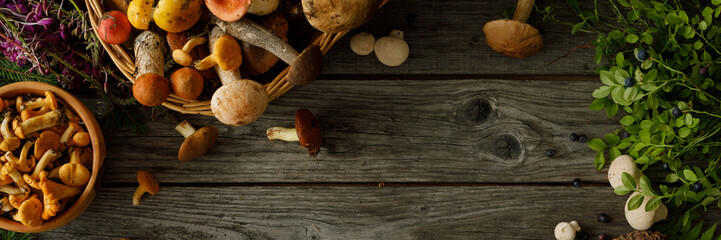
[456,98,495,125]
[491,134,522,161]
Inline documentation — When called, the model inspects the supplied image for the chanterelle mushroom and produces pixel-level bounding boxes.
[266,109,323,157]
[39,171,82,220]
[554,221,580,240]
[193,35,243,71]
[625,192,668,230]
[374,30,409,67]
[482,0,543,58]
[608,155,641,189]
[133,170,159,206]
[13,195,42,227]
[21,91,58,111]
[31,149,61,180]
[15,110,62,139]
[59,162,90,187]
[133,31,170,107]
[2,162,30,194]
[302,0,383,33]
[175,120,218,162]
[35,130,62,157]
[0,112,20,151]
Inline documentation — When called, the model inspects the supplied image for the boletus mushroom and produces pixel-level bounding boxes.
[266,109,323,157]
[207,27,269,126]
[133,170,159,206]
[302,0,383,33]
[170,67,205,101]
[214,17,324,86]
[133,31,170,107]
[241,13,289,77]
[175,120,218,162]
[482,0,543,58]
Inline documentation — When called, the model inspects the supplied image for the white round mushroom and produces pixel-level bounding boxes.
[349,32,375,55]
[374,30,409,67]
[554,221,580,240]
[625,192,668,230]
[608,155,641,189]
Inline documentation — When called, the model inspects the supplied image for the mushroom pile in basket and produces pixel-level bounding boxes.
[90,0,388,126]
[0,91,93,227]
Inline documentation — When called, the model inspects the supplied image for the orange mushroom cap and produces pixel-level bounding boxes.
[133,73,170,107]
[205,0,251,22]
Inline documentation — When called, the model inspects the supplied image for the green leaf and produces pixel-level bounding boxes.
[623,172,637,190]
[607,102,620,117]
[666,173,679,183]
[684,169,698,181]
[615,185,631,195]
[626,34,639,43]
[706,188,721,197]
[594,152,605,170]
[609,147,621,162]
[621,115,635,126]
[679,127,691,138]
[593,86,611,98]
[702,196,716,206]
[700,223,716,240]
[645,196,662,212]
[600,70,616,86]
[685,113,693,126]
[714,0,721,5]
[683,211,691,227]
[587,138,607,151]
[628,194,644,210]
[589,98,607,110]
[616,52,625,66]
[605,134,620,146]
[639,175,653,194]
[645,69,658,81]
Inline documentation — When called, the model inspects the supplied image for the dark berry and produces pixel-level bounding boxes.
[597,234,607,240]
[672,107,682,117]
[545,149,555,157]
[662,162,671,172]
[637,49,649,60]
[699,67,708,76]
[579,134,588,143]
[570,133,579,142]
[597,213,610,223]
[576,231,590,240]
[692,182,703,192]
[573,178,582,188]
[620,130,630,139]
[625,76,635,87]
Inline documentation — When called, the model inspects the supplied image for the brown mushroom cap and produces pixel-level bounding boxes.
[171,67,204,100]
[286,45,323,86]
[241,13,288,76]
[205,0,252,22]
[482,19,543,58]
[167,32,218,80]
[211,80,269,126]
[35,130,61,157]
[133,73,170,107]
[136,170,159,195]
[302,0,383,33]
[178,126,219,162]
[295,109,323,157]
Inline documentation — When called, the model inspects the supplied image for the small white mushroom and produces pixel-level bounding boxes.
[625,192,668,230]
[374,30,409,67]
[247,0,279,16]
[349,32,375,55]
[554,221,580,240]
[608,155,641,189]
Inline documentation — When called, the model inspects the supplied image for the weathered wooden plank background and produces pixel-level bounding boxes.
[31,0,721,239]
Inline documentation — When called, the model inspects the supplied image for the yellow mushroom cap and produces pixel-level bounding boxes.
[127,0,154,30]
[482,19,543,58]
[153,0,202,33]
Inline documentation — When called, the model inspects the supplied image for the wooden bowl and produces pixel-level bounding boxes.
[0,82,106,233]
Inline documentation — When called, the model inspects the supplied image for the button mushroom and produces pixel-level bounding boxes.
[625,192,668,230]
[39,171,82,220]
[608,155,641,189]
[13,195,42,227]
[14,110,61,139]
[350,32,375,56]
[205,0,251,22]
[170,67,205,101]
[214,17,324,86]
[133,31,170,107]
[72,131,91,147]
[302,0,383,33]
[133,170,159,206]
[97,10,132,44]
[193,35,243,71]
[175,120,218,162]
[374,30,409,67]
[266,109,323,157]
[0,112,21,151]
[127,0,202,33]
[554,221,580,240]
[241,13,288,77]
[482,0,543,58]
[207,27,269,126]
[248,0,280,16]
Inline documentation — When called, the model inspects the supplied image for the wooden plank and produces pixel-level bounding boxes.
[35,185,665,239]
[321,0,599,76]
[90,79,619,183]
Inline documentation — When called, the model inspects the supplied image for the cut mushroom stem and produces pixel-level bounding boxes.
[172,36,206,66]
[21,91,57,111]
[31,149,61,180]
[15,110,61,139]
[512,0,534,23]
[214,17,323,85]
[266,109,323,157]
[266,127,299,141]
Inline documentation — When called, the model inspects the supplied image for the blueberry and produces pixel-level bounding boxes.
[597,213,610,223]
[570,133,579,142]
[620,130,630,139]
[625,76,635,87]
[577,231,590,240]
[579,134,587,143]
[637,49,649,60]
[573,178,582,188]
[597,234,607,240]
[662,162,671,171]
[545,149,555,157]
[699,67,708,76]
[692,182,703,192]
[672,107,682,117]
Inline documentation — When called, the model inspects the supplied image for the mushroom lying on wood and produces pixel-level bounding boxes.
[133,170,159,206]
[554,221,580,240]
[207,27,269,126]
[266,109,323,157]
[482,0,543,58]
[175,120,218,162]
[302,0,383,33]
[133,31,170,107]
[14,110,61,139]
[214,17,324,86]
[375,30,409,67]
[127,0,202,32]
[350,32,375,56]
[241,13,288,77]
[625,192,668,230]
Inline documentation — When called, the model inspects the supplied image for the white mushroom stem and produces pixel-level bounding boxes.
[47,167,60,179]
[15,110,61,139]
[2,163,29,193]
[248,0,279,16]
[266,127,299,142]
[214,17,300,65]
[554,221,580,240]
[30,150,61,180]
[0,197,11,212]
[209,27,243,86]
[1,114,14,140]
[512,0,535,23]
[134,31,167,77]
[175,120,197,138]
[0,185,22,195]
[60,123,79,145]
[172,36,206,66]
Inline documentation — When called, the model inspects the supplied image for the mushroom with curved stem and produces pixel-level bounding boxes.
[14,110,62,139]
[241,13,288,77]
[39,171,82,220]
[59,122,81,146]
[193,35,242,71]
[133,170,159,206]
[625,192,668,230]
[6,144,35,173]
[127,0,202,33]
[0,113,21,151]
[266,109,323,157]
[350,32,375,56]
[21,106,49,121]
[214,17,324,86]
[13,195,42,227]
[207,27,270,126]
[302,0,383,33]
[1,162,30,194]
[608,155,641,189]
[482,0,543,58]
[171,67,205,101]
[554,221,580,240]
[205,0,252,22]
[133,31,170,107]
[172,37,207,67]
[0,185,23,195]
[30,149,61,180]
[175,120,218,162]
[0,176,12,186]
[374,30,409,67]
[20,91,57,111]
[22,174,40,190]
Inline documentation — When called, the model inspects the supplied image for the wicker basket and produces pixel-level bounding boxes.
[85,0,387,116]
